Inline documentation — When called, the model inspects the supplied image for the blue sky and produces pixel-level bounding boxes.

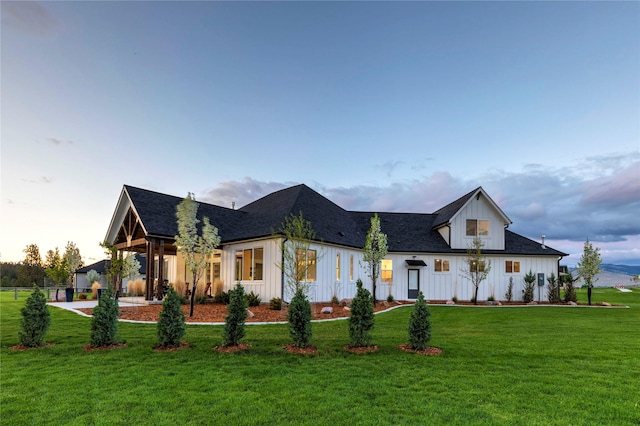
[1,1,638,266]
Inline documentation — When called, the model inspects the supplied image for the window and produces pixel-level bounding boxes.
[381,259,393,283]
[469,260,486,273]
[466,219,489,236]
[435,259,450,272]
[295,249,317,282]
[505,260,520,273]
[349,255,354,281]
[336,253,341,281]
[235,247,264,281]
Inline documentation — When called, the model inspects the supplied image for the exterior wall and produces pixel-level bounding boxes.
[449,195,506,250]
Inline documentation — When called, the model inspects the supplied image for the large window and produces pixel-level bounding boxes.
[235,247,264,281]
[435,259,450,272]
[469,260,486,273]
[381,259,393,283]
[349,255,354,281]
[336,253,341,281]
[505,260,520,273]
[466,219,489,236]
[296,249,317,282]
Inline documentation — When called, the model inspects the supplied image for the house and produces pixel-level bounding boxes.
[104,184,566,303]
[74,254,146,293]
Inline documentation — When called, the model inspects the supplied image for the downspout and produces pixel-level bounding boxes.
[281,237,288,302]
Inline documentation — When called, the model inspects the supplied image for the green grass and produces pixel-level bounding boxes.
[2,288,639,425]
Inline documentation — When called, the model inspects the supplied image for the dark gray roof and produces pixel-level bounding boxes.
[120,184,567,257]
[75,253,147,275]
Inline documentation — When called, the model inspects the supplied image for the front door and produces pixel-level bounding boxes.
[408,269,419,299]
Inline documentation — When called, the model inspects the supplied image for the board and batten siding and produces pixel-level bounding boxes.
[449,195,506,250]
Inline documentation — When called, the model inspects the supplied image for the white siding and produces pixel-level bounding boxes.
[449,194,506,250]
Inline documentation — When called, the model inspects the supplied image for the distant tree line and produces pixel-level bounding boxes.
[1,243,83,288]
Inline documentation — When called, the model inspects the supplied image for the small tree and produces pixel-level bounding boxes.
[62,241,83,288]
[362,213,388,303]
[287,288,312,348]
[100,241,124,296]
[459,237,491,305]
[86,269,101,286]
[348,279,375,347]
[576,239,602,306]
[504,277,514,302]
[122,253,142,281]
[561,272,578,303]
[222,283,248,346]
[408,291,431,350]
[45,248,68,287]
[276,212,319,297]
[90,286,120,347]
[156,285,186,348]
[19,285,50,347]
[523,270,536,303]
[175,193,221,317]
[546,272,561,304]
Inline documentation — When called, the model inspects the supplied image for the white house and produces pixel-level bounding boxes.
[104,184,566,303]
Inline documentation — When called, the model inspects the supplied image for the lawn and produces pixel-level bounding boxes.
[1,288,639,425]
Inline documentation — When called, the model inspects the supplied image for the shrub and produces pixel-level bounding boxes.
[222,283,248,346]
[523,270,536,303]
[213,279,224,296]
[269,297,283,310]
[387,294,395,303]
[86,270,101,286]
[19,285,50,348]
[91,282,102,298]
[408,291,431,350]
[78,293,88,300]
[128,279,145,296]
[331,295,340,305]
[348,279,374,347]
[90,286,120,347]
[173,280,187,298]
[156,285,186,348]
[546,272,561,304]
[487,295,495,302]
[287,288,312,348]
[214,291,230,305]
[562,274,578,303]
[505,277,514,302]
[246,291,261,307]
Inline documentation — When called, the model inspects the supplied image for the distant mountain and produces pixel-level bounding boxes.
[568,264,640,288]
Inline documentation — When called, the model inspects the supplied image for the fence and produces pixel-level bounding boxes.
[1,286,68,300]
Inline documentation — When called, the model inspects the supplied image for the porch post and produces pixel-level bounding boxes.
[146,238,156,301]
[156,239,165,300]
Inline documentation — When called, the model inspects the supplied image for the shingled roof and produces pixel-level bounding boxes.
[113,184,565,257]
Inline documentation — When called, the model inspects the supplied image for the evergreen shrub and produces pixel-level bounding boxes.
[287,288,312,348]
[269,297,283,310]
[523,270,536,303]
[245,291,261,307]
[222,283,248,346]
[408,291,432,350]
[90,286,120,347]
[157,285,186,348]
[19,285,50,347]
[348,279,375,347]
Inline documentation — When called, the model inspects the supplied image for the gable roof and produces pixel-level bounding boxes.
[106,184,565,257]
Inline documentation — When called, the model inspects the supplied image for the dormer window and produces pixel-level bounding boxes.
[466,219,489,236]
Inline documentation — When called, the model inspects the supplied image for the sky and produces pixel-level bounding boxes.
[1,1,638,267]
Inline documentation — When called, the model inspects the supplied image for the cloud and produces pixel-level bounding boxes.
[47,138,73,145]
[23,176,54,184]
[198,151,639,265]
[2,2,58,37]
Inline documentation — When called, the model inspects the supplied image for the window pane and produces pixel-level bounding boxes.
[506,261,512,273]
[235,251,243,281]
[478,220,489,236]
[442,260,450,272]
[254,248,263,280]
[307,250,317,281]
[513,261,520,273]
[435,259,442,272]
[244,249,253,280]
[381,259,393,283]
[349,255,354,281]
[336,253,341,281]
[466,219,477,236]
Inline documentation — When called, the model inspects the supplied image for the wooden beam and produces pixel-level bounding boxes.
[115,238,147,250]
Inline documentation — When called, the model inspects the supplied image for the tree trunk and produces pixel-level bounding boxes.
[190,282,197,317]
[587,286,592,306]
[474,285,479,305]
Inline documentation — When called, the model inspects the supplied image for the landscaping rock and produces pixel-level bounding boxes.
[568,301,577,306]
[496,301,502,306]
[446,300,455,305]
[527,301,538,305]
[321,306,333,314]
[382,301,389,307]
[395,300,402,305]
[340,298,352,307]
[601,302,611,306]
[246,309,254,318]
[343,306,351,312]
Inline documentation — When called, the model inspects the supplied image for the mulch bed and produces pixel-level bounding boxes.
[154,341,192,352]
[397,344,443,356]
[9,343,55,351]
[76,300,412,323]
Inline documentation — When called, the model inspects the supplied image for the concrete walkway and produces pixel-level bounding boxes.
[47,298,147,318]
